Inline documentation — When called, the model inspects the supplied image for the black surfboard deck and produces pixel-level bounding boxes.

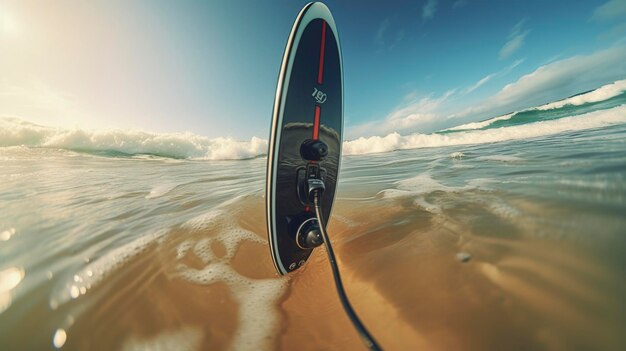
[266,2,343,275]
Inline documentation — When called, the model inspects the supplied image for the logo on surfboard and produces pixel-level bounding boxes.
[312,87,327,104]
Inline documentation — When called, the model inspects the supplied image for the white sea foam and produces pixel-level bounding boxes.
[175,202,287,351]
[344,104,626,155]
[476,155,524,162]
[536,79,626,111]
[487,201,522,219]
[380,173,479,198]
[122,326,203,351]
[396,173,456,194]
[380,174,499,213]
[0,118,267,160]
[450,152,465,159]
[379,173,471,213]
[145,183,178,199]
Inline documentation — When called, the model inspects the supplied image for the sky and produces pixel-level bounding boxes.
[1,0,625,140]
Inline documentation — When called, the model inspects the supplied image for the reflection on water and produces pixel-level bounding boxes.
[0,123,625,350]
[53,329,67,348]
[0,267,24,314]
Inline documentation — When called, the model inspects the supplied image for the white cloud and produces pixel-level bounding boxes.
[452,0,468,10]
[499,20,529,59]
[592,0,626,40]
[422,0,438,21]
[463,59,524,95]
[504,58,525,72]
[374,19,389,46]
[464,74,496,95]
[348,90,455,138]
[373,18,404,50]
[350,58,526,138]
[599,22,626,40]
[591,0,626,22]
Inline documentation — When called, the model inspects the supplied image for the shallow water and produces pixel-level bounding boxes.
[1,114,625,350]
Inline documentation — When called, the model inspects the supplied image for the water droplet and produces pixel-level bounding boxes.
[456,252,472,263]
[0,267,24,293]
[53,328,67,348]
[0,228,16,241]
[69,286,79,299]
[0,292,12,314]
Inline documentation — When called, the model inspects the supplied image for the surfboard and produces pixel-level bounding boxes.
[266,2,343,275]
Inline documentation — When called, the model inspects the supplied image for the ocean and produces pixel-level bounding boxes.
[1,80,625,350]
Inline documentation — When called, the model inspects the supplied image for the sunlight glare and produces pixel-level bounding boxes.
[2,11,18,35]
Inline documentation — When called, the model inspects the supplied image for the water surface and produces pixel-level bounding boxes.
[1,85,626,350]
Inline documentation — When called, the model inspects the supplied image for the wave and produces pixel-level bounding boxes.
[0,118,267,160]
[535,79,626,111]
[445,113,515,131]
[3,104,626,159]
[3,86,626,159]
[343,104,626,155]
[446,79,626,132]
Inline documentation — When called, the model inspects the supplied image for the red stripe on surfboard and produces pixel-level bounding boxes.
[317,21,327,85]
[313,21,326,141]
[313,105,321,140]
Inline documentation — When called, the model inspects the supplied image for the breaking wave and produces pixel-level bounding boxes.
[445,113,515,131]
[536,79,626,111]
[2,80,626,159]
[0,118,267,160]
[446,79,626,132]
[343,104,626,155]
[3,105,626,159]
